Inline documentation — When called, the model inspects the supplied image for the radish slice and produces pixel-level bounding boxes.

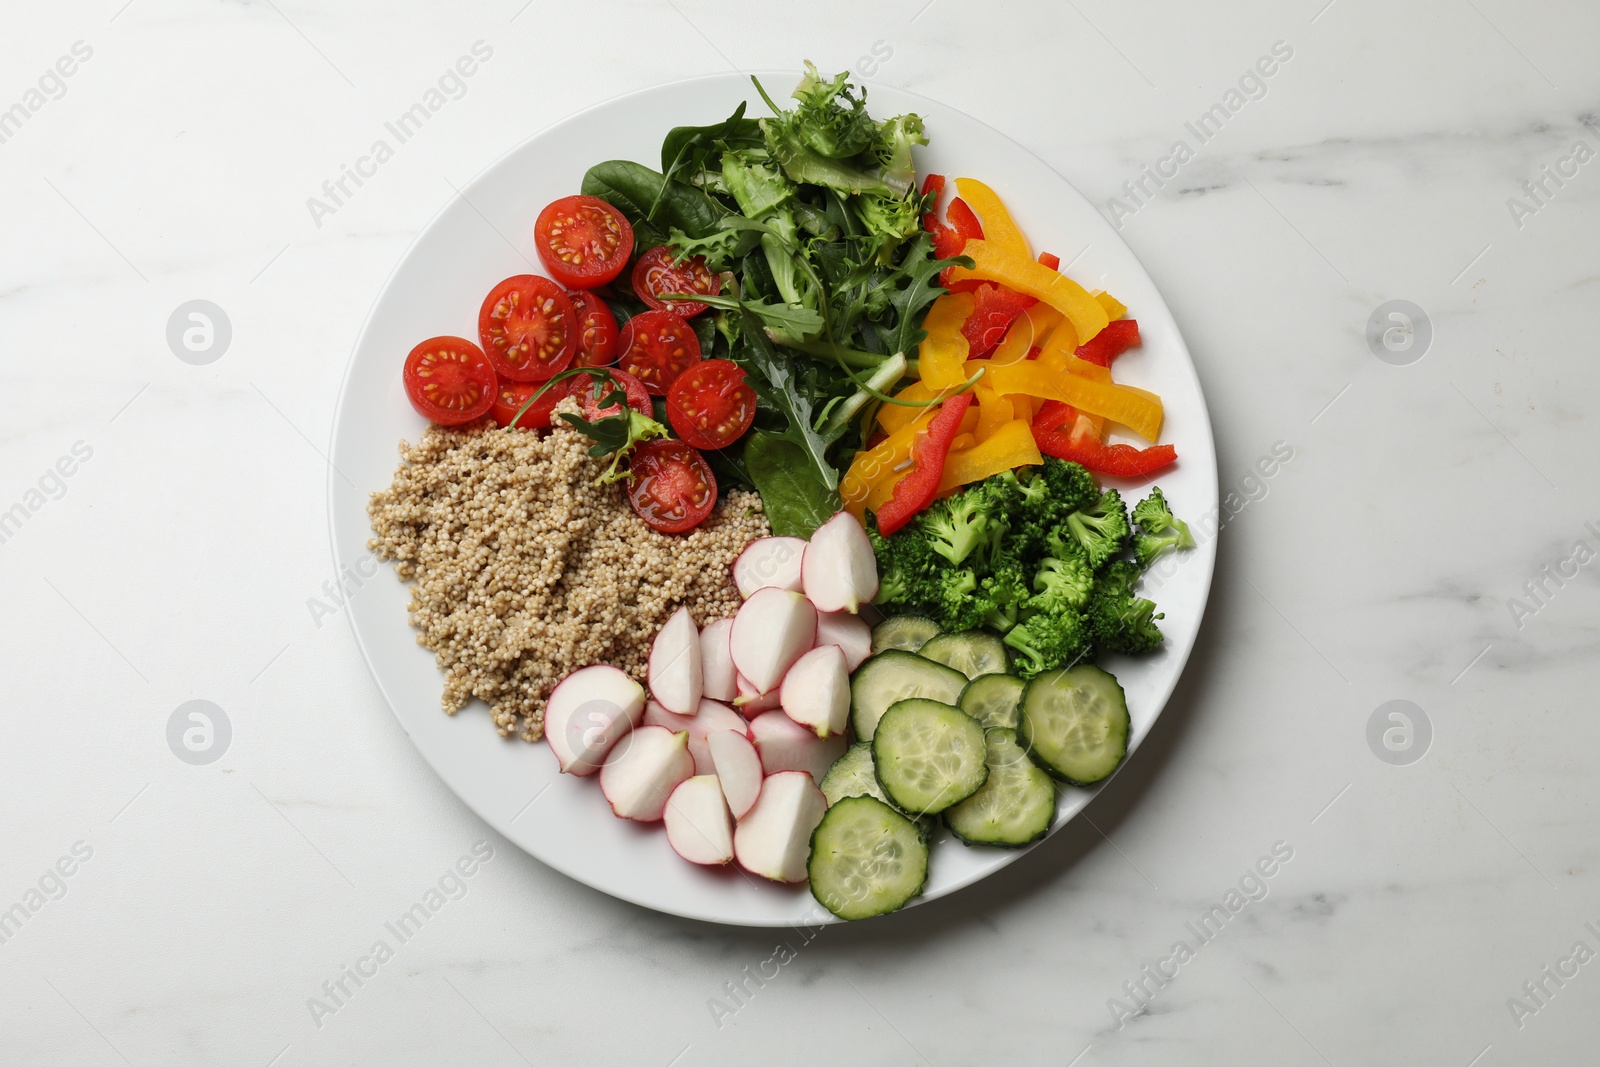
[814,610,872,672]
[731,587,817,693]
[699,618,737,702]
[599,726,694,822]
[644,697,746,776]
[801,512,878,613]
[648,606,702,714]
[664,776,734,865]
[544,665,646,777]
[780,644,851,738]
[749,710,846,782]
[733,536,807,599]
[708,729,763,820]
[733,771,827,882]
[733,673,782,718]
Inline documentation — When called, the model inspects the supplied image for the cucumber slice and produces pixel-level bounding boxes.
[872,699,989,814]
[870,615,942,654]
[808,796,928,920]
[849,651,968,742]
[918,630,1009,679]
[959,673,1025,730]
[819,742,934,837]
[1018,665,1130,785]
[944,728,1056,847]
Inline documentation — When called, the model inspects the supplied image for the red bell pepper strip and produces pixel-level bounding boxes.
[961,283,1037,358]
[875,394,975,535]
[1075,318,1140,368]
[1038,251,1061,271]
[1030,400,1176,478]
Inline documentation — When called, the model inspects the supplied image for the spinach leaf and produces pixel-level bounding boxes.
[581,160,729,242]
[660,102,762,182]
[744,431,841,538]
[736,307,841,491]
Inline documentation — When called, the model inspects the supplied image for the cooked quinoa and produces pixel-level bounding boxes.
[367,405,768,742]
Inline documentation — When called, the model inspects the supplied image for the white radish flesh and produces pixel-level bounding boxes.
[733,536,807,599]
[733,771,828,883]
[733,673,782,718]
[598,726,694,822]
[780,644,851,738]
[801,512,879,613]
[749,710,847,782]
[814,610,872,672]
[708,729,763,820]
[648,606,702,714]
[730,587,817,693]
[698,618,737,702]
[664,776,734,865]
[543,665,646,777]
[644,698,746,776]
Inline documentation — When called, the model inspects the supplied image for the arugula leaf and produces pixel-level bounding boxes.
[879,231,972,357]
[735,307,841,491]
[744,431,841,538]
[666,224,758,272]
[557,406,668,485]
[687,292,823,339]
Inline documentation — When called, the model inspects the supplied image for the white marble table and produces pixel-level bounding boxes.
[3,1,1597,1063]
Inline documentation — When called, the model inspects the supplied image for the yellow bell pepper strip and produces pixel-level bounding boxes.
[973,384,1015,441]
[877,380,940,434]
[991,303,1063,365]
[1093,290,1127,319]
[844,403,980,519]
[937,418,1042,495]
[954,177,1031,258]
[946,239,1109,345]
[982,359,1164,442]
[917,292,974,390]
[1036,314,1081,370]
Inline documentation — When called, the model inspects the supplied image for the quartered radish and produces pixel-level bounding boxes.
[731,587,816,693]
[814,611,872,672]
[644,697,746,776]
[544,665,646,776]
[733,770,828,882]
[599,725,694,821]
[780,644,850,738]
[733,673,782,718]
[648,606,702,714]
[801,512,878,613]
[732,536,807,598]
[708,729,763,820]
[749,710,847,782]
[664,776,734,865]
[699,618,737,702]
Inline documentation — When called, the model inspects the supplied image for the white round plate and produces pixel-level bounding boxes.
[329,73,1217,927]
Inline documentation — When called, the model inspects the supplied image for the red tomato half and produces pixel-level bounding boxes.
[534,195,633,289]
[617,310,702,395]
[666,359,756,451]
[403,336,497,425]
[567,290,620,367]
[627,439,717,534]
[573,369,652,420]
[490,377,573,430]
[478,275,579,381]
[632,246,721,318]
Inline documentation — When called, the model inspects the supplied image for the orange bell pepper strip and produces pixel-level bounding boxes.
[872,395,975,536]
[991,303,1063,365]
[877,380,940,434]
[936,418,1042,495]
[1093,290,1127,320]
[917,292,974,390]
[946,240,1108,346]
[981,359,1164,442]
[954,178,1031,258]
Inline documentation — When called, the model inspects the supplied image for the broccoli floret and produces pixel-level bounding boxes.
[1003,612,1091,679]
[1065,488,1131,570]
[1132,486,1195,569]
[1084,560,1164,654]
[1040,457,1100,515]
[869,523,939,610]
[1032,554,1095,614]
[979,560,1031,633]
[923,491,990,566]
[933,569,988,632]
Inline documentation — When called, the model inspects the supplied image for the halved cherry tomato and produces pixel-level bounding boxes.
[567,290,620,367]
[617,309,702,395]
[632,246,721,317]
[403,336,497,426]
[626,439,717,534]
[478,275,578,382]
[574,369,652,420]
[534,195,633,289]
[666,359,756,450]
[490,377,573,430]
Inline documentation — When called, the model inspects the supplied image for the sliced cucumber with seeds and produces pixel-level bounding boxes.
[872,699,989,814]
[1018,665,1130,785]
[808,796,928,920]
[944,728,1057,847]
[870,615,942,654]
[819,742,934,836]
[959,673,1025,730]
[849,651,968,742]
[918,630,1009,679]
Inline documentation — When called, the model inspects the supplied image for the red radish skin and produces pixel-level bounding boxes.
[598,726,694,822]
[779,644,851,738]
[814,611,872,672]
[664,776,734,865]
[543,665,647,776]
[730,587,817,693]
[732,536,807,599]
[707,729,763,820]
[644,698,747,776]
[648,606,702,714]
[699,618,737,702]
[733,771,828,883]
[801,512,879,613]
[748,711,847,782]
